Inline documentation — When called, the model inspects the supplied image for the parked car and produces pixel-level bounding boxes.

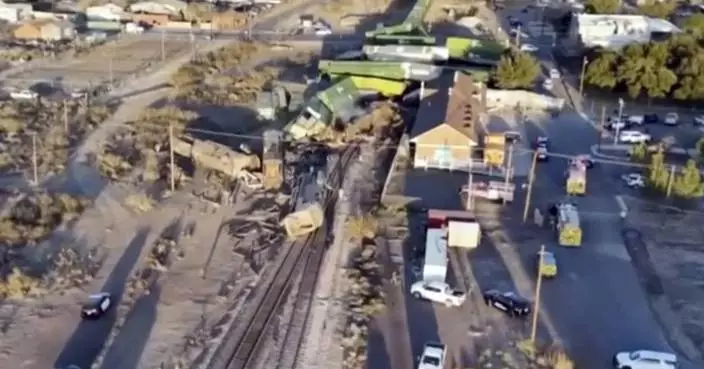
[504,131,521,143]
[549,68,561,79]
[483,290,531,317]
[315,27,332,36]
[410,281,466,307]
[542,79,553,91]
[644,113,659,124]
[621,173,645,188]
[664,112,679,125]
[626,115,644,126]
[613,350,677,369]
[81,292,113,319]
[619,130,651,144]
[606,116,628,131]
[9,90,38,100]
[418,342,447,369]
[694,115,704,126]
[520,43,539,52]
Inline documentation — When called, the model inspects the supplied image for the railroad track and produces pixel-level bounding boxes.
[209,146,357,369]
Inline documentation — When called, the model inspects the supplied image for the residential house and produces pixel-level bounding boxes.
[568,13,680,50]
[0,2,32,23]
[13,19,76,41]
[128,0,186,17]
[410,72,485,171]
[86,3,130,21]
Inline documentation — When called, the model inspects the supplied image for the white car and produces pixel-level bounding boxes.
[626,115,644,125]
[418,342,447,369]
[520,43,539,52]
[607,116,627,130]
[9,90,38,100]
[315,27,332,36]
[621,173,645,188]
[542,79,553,90]
[693,115,704,126]
[664,112,679,125]
[410,280,466,307]
[549,68,561,79]
[619,130,651,144]
[613,350,677,369]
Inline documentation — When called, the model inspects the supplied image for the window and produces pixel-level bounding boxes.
[422,356,440,366]
[425,285,442,293]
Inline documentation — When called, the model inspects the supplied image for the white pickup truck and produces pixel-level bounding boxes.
[418,342,447,369]
[410,281,466,307]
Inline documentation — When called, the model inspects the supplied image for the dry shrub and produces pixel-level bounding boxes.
[44,247,101,290]
[0,267,40,299]
[345,214,378,240]
[98,151,133,180]
[147,237,176,272]
[341,242,385,369]
[545,346,574,369]
[344,102,403,140]
[0,192,90,246]
[132,106,196,151]
[177,67,276,105]
[124,193,156,214]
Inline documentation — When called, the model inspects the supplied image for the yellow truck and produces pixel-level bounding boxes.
[565,160,587,195]
[556,203,582,246]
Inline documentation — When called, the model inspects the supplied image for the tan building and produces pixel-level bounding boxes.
[410,72,484,171]
[13,19,75,41]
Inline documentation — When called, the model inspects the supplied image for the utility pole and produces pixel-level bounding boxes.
[169,122,175,192]
[598,105,606,150]
[578,56,588,98]
[503,145,514,205]
[522,150,539,223]
[666,165,676,198]
[31,133,38,186]
[530,244,546,350]
[63,99,69,132]
[614,98,625,145]
[467,159,475,211]
[161,27,166,61]
[515,25,521,47]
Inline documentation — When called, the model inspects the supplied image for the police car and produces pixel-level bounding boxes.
[81,292,113,319]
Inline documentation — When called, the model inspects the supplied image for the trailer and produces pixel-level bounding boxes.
[566,161,587,195]
[426,209,480,249]
[556,203,581,246]
[423,228,448,282]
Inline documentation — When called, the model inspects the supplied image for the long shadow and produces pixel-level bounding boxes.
[100,284,161,369]
[54,227,152,369]
[366,319,391,369]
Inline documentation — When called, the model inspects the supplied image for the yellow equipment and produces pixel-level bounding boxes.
[556,203,582,246]
[565,160,587,195]
[538,250,557,277]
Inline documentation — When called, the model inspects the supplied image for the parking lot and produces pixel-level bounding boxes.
[5,37,192,90]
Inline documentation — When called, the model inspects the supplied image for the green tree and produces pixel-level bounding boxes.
[493,50,540,90]
[616,43,677,98]
[672,159,704,198]
[671,52,704,100]
[647,148,669,192]
[585,0,620,14]
[682,14,704,38]
[696,137,704,161]
[585,51,618,89]
[638,0,676,19]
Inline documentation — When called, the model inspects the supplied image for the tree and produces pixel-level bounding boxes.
[672,159,704,198]
[616,43,677,99]
[696,137,704,161]
[647,148,669,192]
[671,52,704,100]
[638,0,676,19]
[682,14,704,38]
[493,50,540,90]
[585,0,620,14]
[585,51,618,89]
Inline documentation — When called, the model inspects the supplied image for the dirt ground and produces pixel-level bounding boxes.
[9,38,191,89]
[624,197,704,363]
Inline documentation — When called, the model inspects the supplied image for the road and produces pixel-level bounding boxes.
[487,2,696,368]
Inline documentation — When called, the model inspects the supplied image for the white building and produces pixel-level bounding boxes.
[569,13,680,50]
[128,0,186,16]
[0,2,32,23]
[86,3,129,21]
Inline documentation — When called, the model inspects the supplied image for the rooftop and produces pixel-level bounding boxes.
[574,13,680,33]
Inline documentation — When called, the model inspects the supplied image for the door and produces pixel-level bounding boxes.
[433,145,452,168]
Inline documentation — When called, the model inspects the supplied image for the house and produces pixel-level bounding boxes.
[86,3,130,21]
[129,0,186,16]
[0,2,32,23]
[132,12,170,26]
[13,19,76,41]
[410,72,485,171]
[568,13,680,50]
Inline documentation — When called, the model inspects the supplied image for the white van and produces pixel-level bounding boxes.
[627,115,644,125]
[613,350,677,369]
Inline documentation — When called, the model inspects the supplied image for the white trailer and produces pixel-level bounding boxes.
[447,220,480,249]
[423,228,448,282]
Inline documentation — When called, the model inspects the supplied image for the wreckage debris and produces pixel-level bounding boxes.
[280,202,324,238]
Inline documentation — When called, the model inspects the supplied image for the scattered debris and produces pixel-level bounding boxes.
[280,202,324,238]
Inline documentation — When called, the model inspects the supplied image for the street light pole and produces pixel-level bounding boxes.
[579,56,588,98]
[530,244,546,349]
[614,98,625,145]
[522,150,539,223]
